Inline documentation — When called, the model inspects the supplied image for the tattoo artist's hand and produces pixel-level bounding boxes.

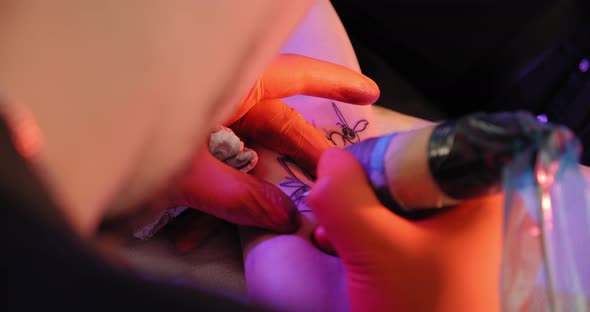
[307,148,503,312]
[158,54,380,250]
[228,53,380,174]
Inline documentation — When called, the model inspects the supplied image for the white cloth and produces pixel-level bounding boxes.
[132,125,258,240]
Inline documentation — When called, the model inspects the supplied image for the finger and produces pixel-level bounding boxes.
[231,99,332,175]
[223,54,381,127]
[306,148,416,252]
[174,149,300,233]
[311,225,337,256]
[170,211,224,253]
[262,54,380,105]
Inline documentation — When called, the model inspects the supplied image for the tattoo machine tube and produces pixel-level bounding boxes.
[345,111,558,219]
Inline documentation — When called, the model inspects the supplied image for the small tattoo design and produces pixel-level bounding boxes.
[278,156,313,212]
[325,102,369,146]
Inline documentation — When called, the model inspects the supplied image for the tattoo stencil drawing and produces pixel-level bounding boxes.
[277,103,369,211]
[278,156,313,212]
[324,102,369,146]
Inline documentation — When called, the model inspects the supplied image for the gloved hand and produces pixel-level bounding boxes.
[307,148,503,312]
[229,53,380,174]
[151,54,380,250]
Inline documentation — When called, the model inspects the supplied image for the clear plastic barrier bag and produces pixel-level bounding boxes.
[501,126,590,311]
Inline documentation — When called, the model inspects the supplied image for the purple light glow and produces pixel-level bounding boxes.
[536,114,548,123]
[579,58,589,73]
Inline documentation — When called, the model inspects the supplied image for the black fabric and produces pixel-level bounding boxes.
[0,117,268,311]
[332,0,590,165]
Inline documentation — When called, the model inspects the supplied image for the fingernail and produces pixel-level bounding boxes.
[312,225,338,256]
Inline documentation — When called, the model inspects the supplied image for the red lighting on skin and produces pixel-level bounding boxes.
[3,106,44,160]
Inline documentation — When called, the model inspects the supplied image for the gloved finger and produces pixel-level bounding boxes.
[306,148,416,254]
[223,54,380,126]
[311,225,337,256]
[231,98,332,175]
[261,54,380,104]
[168,210,224,253]
[309,148,503,252]
[172,149,300,233]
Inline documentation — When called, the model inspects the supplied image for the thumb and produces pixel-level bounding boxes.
[309,148,504,311]
[174,149,300,233]
[307,148,414,253]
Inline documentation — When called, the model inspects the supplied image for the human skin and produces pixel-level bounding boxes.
[0,0,314,237]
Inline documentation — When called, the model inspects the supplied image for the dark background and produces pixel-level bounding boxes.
[332,0,590,164]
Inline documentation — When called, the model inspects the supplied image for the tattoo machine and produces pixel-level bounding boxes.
[347,110,590,308]
[345,111,576,219]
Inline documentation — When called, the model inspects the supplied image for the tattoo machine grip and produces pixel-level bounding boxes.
[345,132,445,220]
[345,111,556,219]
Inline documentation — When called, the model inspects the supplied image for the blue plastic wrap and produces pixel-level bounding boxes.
[501,126,590,311]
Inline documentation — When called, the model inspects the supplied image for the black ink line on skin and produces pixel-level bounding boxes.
[324,102,369,146]
[278,156,313,212]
